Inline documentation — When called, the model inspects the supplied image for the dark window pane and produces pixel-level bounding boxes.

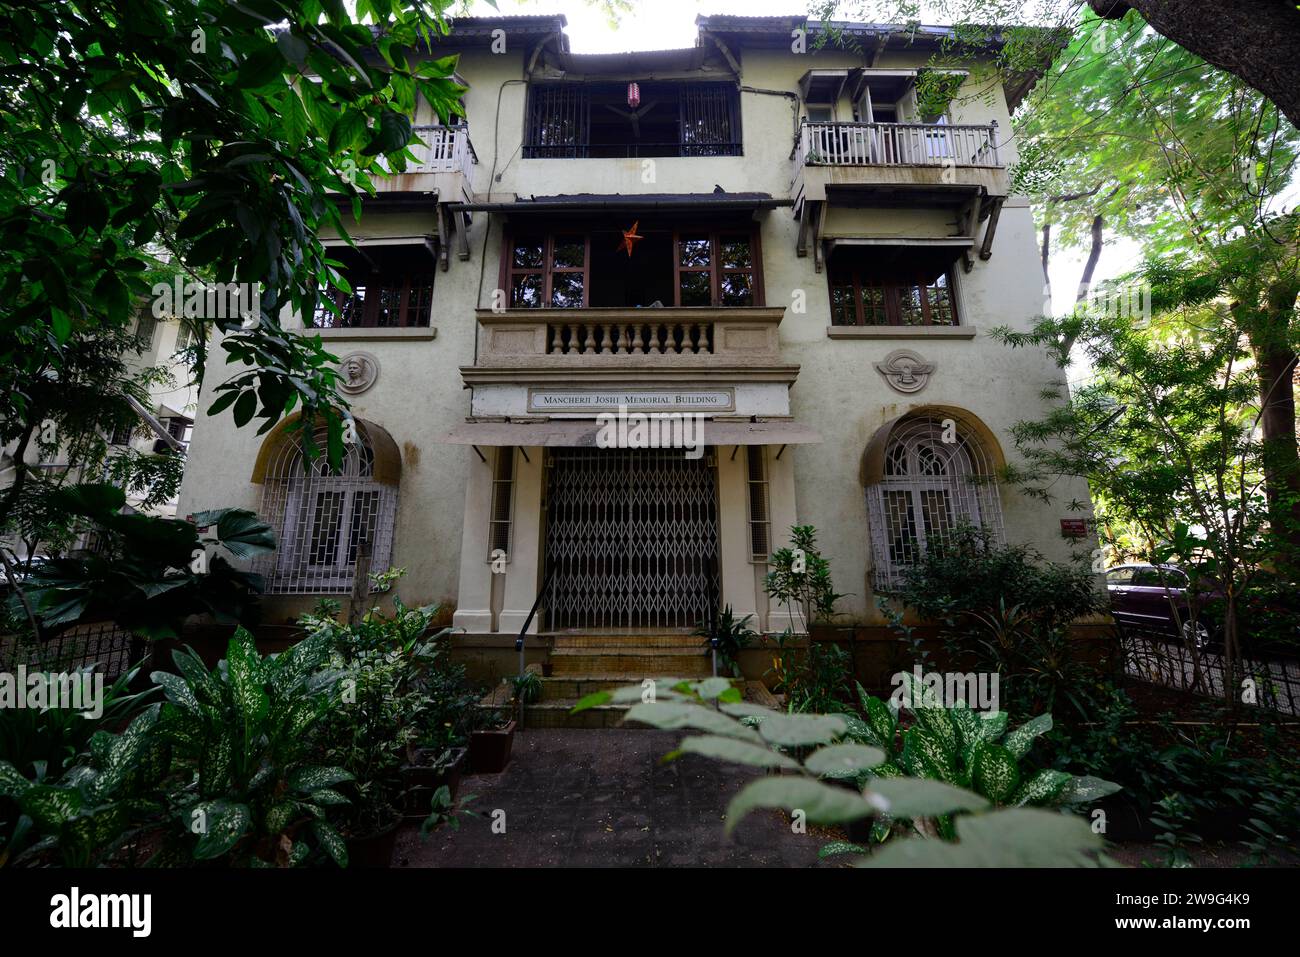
[898,284,924,325]
[512,238,544,269]
[678,236,711,268]
[679,271,711,306]
[375,285,401,327]
[720,272,753,306]
[885,490,918,565]
[347,491,379,565]
[927,274,956,325]
[405,283,433,327]
[862,285,887,324]
[511,273,543,308]
[552,236,585,270]
[551,272,584,307]
[830,282,855,325]
[720,237,752,270]
[309,492,343,566]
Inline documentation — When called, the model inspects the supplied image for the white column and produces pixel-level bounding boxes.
[767,445,807,634]
[498,446,544,635]
[452,450,495,633]
[716,445,759,622]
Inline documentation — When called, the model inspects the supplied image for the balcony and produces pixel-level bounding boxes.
[371,124,477,198]
[463,306,795,385]
[792,120,1010,272]
[795,121,1001,170]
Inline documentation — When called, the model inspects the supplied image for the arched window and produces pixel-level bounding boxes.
[258,422,399,594]
[865,414,1003,591]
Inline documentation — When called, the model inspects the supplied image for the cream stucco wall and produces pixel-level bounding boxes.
[176,25,1097,631]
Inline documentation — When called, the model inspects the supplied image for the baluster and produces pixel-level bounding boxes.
[569,323,581,355]
[632,324,644,354]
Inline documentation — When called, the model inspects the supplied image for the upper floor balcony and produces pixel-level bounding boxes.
[371,124,477,199]
[793,120,1008,203]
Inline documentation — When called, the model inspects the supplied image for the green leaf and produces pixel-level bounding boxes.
[19,785,82,828]
[1058,775,1123,805]
[227,628,269,726]
[288,766,353,793]
[756,712,847,748]
[860,808,1103,868]
[1009,769,1073,807]
[1003,713,1053,759]
[804,743,886,777]
[970,742,1020,804]
[236,46,285,90]
[674,735,800,770]
[864,777,990,818]
[191,800,251,859]
[152,671,200,713]
[693,677,735,700]
[570,690,612,714]
[314,821,348,867]
[0,761,31,798]
[623,702,761,742]
[725,777,876,834]
[901,725,960,784]
[819,840,867,859]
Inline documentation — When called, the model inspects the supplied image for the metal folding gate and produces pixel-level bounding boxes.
[545,448,720,630]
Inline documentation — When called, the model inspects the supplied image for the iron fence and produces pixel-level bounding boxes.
[0,621,145,681]
[1116,623,1300,716]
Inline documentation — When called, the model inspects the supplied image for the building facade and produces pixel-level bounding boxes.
[177,15,1097,674]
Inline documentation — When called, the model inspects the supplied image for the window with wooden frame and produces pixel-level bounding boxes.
[673,231,761,307]
[507,234,590,308]
[312,245,435,329]
[502,226,761,308]
[828,247,958,327]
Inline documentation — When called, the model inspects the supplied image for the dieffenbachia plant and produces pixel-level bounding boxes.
[573,676,1119,867]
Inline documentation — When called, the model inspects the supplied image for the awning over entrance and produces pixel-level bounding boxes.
[440,419,821,447]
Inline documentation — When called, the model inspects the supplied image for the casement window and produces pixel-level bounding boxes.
[745,446,771,562]
[312,245,435,329]
[830,268,957,326]
[523,82,741,159]
[260,423,398,594]
[502,226,762,308]
[866,415,1003,591]
[507,234,590,308]
[674,232,760,307]
[488,447,515,558]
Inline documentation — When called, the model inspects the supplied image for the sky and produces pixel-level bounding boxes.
[464,0,1142,315]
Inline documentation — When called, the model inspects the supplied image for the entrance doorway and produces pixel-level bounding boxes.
[545,448,720,630]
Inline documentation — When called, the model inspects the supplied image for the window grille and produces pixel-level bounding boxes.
[257,423,398,594]
[866,415,1003,591]
[489,447,515,559]
[746,445,770,561]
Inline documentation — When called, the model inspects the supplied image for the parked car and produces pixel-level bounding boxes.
[1105,563,1220,649]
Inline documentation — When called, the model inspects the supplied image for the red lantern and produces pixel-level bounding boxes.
[627,82,640,109]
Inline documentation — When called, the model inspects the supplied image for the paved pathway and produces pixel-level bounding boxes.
[394,729,831,868]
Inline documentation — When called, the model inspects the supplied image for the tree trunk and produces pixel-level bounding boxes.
[1088,1,1300,132]
[1251,335,1300,560]
[1076,213,1105,306]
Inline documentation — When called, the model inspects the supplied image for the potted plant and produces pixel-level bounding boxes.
[694,604,757,678]
[401,745,469,818]
[468,706,517,773]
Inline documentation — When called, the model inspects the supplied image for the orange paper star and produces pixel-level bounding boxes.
[618,221,643,257]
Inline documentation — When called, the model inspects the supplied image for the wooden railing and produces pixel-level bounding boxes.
[547,320,714,355]
[406,124,476,176]
[795,120,1001,169]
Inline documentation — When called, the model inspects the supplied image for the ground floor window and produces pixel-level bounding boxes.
[865,414,1003,591]
[259,423,398,594]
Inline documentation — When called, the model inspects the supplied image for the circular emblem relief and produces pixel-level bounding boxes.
[874,349,935,394]
[337,351,379,395]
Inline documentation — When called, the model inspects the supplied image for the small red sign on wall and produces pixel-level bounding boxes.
[1059,518,1088,539]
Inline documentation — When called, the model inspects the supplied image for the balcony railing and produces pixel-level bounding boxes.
[405,124,477,176]
[547,319,714,356]
[473,307,786,367]
[795,121,1001,169]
